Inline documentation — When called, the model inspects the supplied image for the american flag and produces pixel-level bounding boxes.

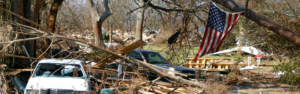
[193,2,243,62]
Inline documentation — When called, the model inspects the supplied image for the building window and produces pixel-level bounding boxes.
[221,66,225,69]
[215,66,218,69]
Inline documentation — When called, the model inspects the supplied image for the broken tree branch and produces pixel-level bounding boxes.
[126,1,150,15]
[0,42,12,53]
[148,2,195,12]
[0,7,42,27]
[212,0,300,47]
[146,77,161,92]
[135,59,188,77]
[0,7,50,34]
[3,20,45,34]
[0,37,42,44]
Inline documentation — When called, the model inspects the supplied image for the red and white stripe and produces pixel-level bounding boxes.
[193,12,243,62]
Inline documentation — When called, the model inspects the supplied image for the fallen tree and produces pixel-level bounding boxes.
[212,0,300,47]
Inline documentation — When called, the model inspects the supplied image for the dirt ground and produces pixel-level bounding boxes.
[229,66,299,94]
[230,84,298,94]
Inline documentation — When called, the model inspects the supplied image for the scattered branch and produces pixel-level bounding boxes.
[148,2,195,12]
[0,37,42,44]
[0,7,50,34]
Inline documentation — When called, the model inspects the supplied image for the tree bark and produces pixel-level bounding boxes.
[212,0,300,47]
[109,24,112,43]
[11,0,22,23]
[48,0,63,33]
[87,0,111,47]
[11,0,36,57]
[23,0,36,57]
[33,0,40,28]
[135,0,146,41]
[40,0,63,54]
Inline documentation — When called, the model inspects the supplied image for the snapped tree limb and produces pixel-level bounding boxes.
[212,0,300,47]
[0,7,50,34]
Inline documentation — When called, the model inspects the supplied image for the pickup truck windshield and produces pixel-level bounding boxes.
[141,52,167,64]
[33,63,86,79]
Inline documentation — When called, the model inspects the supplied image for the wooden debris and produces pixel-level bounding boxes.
[93,40,146,68]
[135,59,188,77]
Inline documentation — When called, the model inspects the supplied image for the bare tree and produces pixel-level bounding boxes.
[87,0,111,47]
[135,0,146,41]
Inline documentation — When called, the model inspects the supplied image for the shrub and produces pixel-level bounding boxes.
[274,60,300,88]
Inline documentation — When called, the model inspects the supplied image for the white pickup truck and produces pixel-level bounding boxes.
[24,59,90,94]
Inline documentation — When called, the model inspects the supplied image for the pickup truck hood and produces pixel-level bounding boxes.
[153,64,195,72]
[25,77,88,91]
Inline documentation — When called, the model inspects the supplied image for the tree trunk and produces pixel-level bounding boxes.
[212,0,300,47]
[87,0,111,48]
[33,0,40,28]
[109,24,113,43]
[135,0,146,41]
[39,0,63,53]
[23,0,36,57]
[11,0,22,23]
[48,0,63,33]
[11,0,35,57]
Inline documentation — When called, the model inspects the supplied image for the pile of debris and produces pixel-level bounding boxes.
[0,15,212,93]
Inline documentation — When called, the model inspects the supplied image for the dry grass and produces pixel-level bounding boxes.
[202,82,229,94]
[127,78,141,94]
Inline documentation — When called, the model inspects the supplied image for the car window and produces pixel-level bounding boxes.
[33,63,85,79]
[126,51,144,61]
[141,52,167,64]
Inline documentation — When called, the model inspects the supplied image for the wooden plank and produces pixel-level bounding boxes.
[139,90,155,94]
[157,85,187,94]
[115,40,146,55]
[134,69,147,82]
[93,40,146,68]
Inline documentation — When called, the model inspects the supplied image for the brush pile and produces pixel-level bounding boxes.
[0,8,232,94]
